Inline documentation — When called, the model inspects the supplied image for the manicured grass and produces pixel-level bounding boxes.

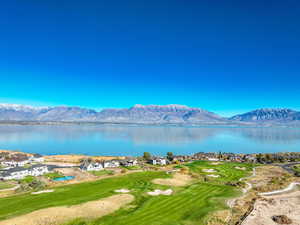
[121,166,141,170]
[64,161,254,225]
[81,183,237,225]
[44,172,64,179]
[186,161,254,183]
[88,170,115,176]
[0,182,14,190]
[0,171,169,221]
[0,161,255,225]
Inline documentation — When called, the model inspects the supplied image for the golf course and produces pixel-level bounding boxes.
[0,161,255,225]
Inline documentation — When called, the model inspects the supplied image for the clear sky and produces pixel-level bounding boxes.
[0,0,299,116]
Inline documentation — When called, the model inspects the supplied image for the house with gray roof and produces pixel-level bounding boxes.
[0,164,50,180]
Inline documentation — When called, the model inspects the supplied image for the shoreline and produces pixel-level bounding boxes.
[0,121,300,128]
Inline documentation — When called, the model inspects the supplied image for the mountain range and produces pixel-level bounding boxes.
[0,103,299,126]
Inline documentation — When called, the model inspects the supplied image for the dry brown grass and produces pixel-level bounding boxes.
[0,194,134,225]
[250,166,295,192]
[44,155,125,164]
[206,210,231,225]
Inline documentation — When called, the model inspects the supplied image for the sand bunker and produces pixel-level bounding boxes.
[211,162,222,165]
[207,174,220,178]
[152,173,193,187]
[203,169,216,173]
[148,189,173,196]
[242,191,300,225]
[31,190,54,195]
[115,189,130,193]
[235,166,246,171]
[0,194,134,225]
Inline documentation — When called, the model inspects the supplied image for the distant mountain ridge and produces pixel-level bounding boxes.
[0,103,225,124]
[229,108,300,122]
[0,103,299,125]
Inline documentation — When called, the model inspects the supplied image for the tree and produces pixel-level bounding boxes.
[143,152,151,161]
[167,152,174,160]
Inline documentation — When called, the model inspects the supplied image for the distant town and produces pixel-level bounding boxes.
[1,150,300,180]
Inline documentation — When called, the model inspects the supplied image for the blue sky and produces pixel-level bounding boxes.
[0,0,299,116]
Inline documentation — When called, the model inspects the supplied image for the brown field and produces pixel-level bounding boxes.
[0,194,134,225]
[44,154,125,163]
[250,166,295,192]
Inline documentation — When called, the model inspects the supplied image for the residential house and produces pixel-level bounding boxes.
[0,164,49,180]
[103,160,120,168]
[80,162,104,171]
[29,154,45,163]
[148,157,167,166]
[1,159,29,168]
[120,158,138,167]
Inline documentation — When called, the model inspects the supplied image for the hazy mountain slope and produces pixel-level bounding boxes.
[0,104,226,124]
[96,104,225,123]
[1,104,300,125]
[229,108,300,122]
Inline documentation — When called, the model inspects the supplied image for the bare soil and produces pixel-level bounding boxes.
[242,191,300,225]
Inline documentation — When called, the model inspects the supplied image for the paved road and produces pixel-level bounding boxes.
[276,162,300,175]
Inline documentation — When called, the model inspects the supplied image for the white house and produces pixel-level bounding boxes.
[0,164,49,180]
[103,160,120,168]
[207,157,219,162]
[80,162,104,171]
[1,159,29,168]
[148,157,167,166]
[29,154,45,163]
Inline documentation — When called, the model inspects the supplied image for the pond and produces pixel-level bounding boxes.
[52,176,75,181]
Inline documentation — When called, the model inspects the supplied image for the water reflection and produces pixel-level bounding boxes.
[0,125,299,155]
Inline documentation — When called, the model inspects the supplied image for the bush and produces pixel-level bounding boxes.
[17,176,46,192]
[44,172,64,179]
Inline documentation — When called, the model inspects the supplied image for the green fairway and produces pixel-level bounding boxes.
[0,171,169,221]
[64,161,254,225]
[0,161,254,225]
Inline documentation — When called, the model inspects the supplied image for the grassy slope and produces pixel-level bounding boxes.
[0,171,169,221]
[88,170,115,176]
[0,182,14,190]
[65,161,254,225]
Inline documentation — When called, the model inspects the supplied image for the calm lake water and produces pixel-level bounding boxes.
[0,125,299,156]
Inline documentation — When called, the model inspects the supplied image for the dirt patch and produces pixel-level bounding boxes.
[0,194,134,225]
[147,189,173,196]
[152,173,193,187]
[242,191,300,225]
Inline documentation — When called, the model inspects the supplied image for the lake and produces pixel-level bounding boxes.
[0,125,299,156]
